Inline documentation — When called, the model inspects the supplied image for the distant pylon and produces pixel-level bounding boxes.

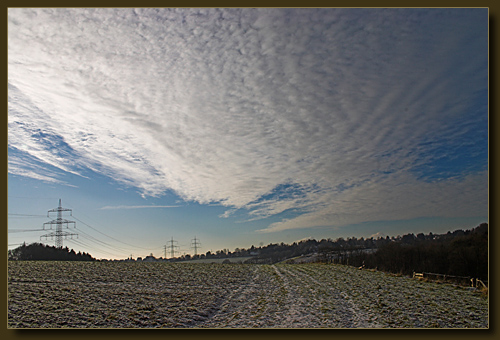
[167,237,179,258]
[191,236,201,256]
[40,199,78,248]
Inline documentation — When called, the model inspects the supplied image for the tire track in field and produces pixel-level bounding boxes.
[218,265,290,328]
[270,265,325,327]
[275,265,349,327]
[284,265,382,328]
[194,266,265,328]
[196,265,318,328]
[196,264,381,328]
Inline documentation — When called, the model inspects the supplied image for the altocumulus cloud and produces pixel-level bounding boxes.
[8,8,488,233]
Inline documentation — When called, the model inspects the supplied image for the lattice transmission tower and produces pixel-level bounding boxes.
[167,236,179,258]
[40,199,78,248]
[191,236,201,256]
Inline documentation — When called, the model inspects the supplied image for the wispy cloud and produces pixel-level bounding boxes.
[8,8,487,232]
[100,205,180,210]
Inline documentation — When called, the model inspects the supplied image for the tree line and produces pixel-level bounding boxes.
[346,223,488,280]
[235,223,487,280]
[8,242,95,261]
[9,223,487,281]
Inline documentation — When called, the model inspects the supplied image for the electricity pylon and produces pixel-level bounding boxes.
[167,237,179,258]
[40,199,78,248]
[191,236,201,256]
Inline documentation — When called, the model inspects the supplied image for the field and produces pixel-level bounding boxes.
[8,261,488,328]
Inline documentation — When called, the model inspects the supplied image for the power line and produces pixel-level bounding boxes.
[71,215,153,251]
[64,201,167,253]
[37,200,132,258]
[76,229,127,252]
[9,198,163,259]
[64,238,119,258]
[8,196,60,200]
[65,232,136,259]
[73,220,162,258]
[62,201,152,251]
[73,224,146,254]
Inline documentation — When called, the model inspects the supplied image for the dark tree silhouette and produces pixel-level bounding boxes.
[349,223,488,280]
[8,243,95,261]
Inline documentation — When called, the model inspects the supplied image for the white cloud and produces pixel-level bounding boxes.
[219,209,236,219]
[8,9,487,232]
[100,205,180,210]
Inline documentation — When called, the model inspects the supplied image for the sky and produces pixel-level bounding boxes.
[8,8,488,260]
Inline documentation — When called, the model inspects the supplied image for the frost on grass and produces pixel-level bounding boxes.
[8,262,488,328]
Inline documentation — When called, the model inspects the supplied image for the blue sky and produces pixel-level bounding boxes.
[8,8,488,259]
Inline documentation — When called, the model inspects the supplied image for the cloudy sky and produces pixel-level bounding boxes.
[8,8,488,259]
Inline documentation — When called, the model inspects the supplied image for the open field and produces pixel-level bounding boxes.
[8,261,488,328]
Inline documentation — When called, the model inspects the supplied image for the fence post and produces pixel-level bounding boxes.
[476,279,487,289]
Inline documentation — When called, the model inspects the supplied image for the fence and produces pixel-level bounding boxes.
[412,272,471,286]
[412,272,487,288]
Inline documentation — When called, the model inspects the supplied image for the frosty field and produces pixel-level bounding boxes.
[8,261,488,328]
